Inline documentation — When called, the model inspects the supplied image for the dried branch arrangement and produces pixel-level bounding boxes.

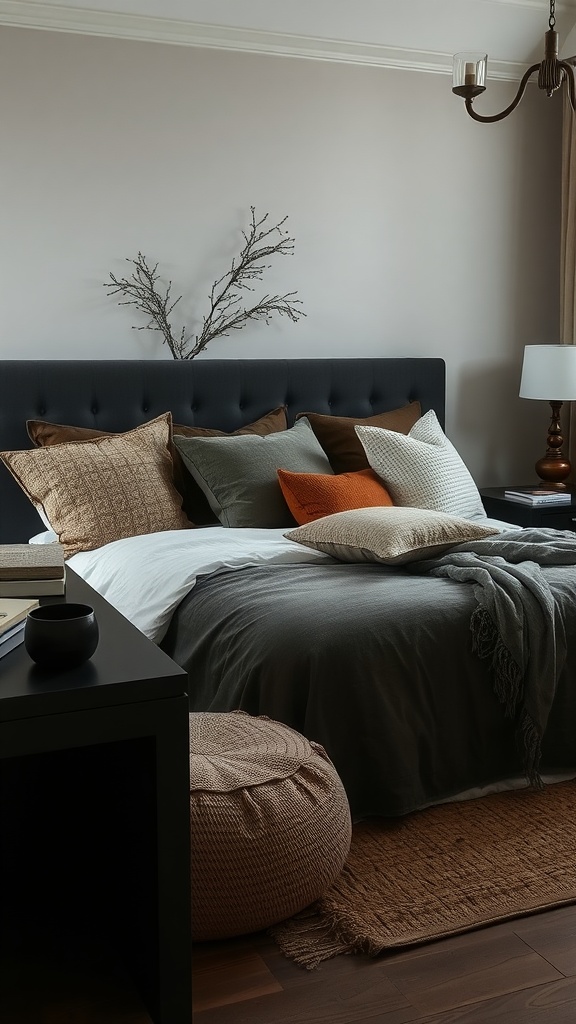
[105,207,306,359]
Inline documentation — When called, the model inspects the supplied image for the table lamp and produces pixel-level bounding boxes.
[519,344,576,489]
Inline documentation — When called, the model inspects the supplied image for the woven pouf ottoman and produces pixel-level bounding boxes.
[190,711,352,941]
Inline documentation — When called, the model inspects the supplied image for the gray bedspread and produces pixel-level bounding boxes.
[160,536,576,820]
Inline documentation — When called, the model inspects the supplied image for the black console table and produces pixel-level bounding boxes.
[0,569,192,1024]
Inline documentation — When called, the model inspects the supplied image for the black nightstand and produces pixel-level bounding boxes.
[0,568,192,1024]
[480,486,576,530]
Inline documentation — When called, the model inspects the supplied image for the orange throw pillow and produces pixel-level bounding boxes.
[277,467,393,526]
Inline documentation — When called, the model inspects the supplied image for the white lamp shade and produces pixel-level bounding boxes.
[519,345,576,401]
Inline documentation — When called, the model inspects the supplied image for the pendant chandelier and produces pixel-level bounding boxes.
[452,0,576,122]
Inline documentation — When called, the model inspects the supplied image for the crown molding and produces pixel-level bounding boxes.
[485,0,576,9]
[0,1,528,80]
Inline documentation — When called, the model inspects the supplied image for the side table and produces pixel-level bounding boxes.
[480,486,576,530]
[0,568,192,1024]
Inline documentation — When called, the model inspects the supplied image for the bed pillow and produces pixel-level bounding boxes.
[1,413,190,557]
[27,407,288,526]
[285,506,500,565]
[26,406,287,447]
[173,405,287,440]
[173,407,288,525]
[27,420,111,447]
[296,402,422,473]
[277,467,393,525]
[174,417,333,528]
[356,409,487,521]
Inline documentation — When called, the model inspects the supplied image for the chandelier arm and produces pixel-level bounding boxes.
[464,63,540,123]
[558,61,576,111]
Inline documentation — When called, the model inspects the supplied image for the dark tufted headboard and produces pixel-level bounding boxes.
[0,357,445,542]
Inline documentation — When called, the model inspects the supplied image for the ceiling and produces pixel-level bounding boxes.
[3,0,576,79]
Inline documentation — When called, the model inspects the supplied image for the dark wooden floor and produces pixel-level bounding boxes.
[3,902,576,1022]
[192,902,576,1024]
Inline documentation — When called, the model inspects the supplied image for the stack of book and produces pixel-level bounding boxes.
[504,487,572,506]
[0,597,40,658]
[0,544,66,597]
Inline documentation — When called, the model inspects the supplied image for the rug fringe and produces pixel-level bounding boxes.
[268,904,354,970]
[268,902,390,969]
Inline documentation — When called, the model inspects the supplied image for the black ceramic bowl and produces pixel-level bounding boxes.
[25,603,99,670]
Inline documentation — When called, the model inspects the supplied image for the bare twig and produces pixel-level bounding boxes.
[104,208,306,359]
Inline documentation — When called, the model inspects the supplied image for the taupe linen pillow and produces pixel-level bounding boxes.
[296,402,422,474]
[285,506,500,565]
[2,413,190,557]
[174,417,333,528]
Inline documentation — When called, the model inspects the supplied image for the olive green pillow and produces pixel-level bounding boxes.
[174,418,333,528]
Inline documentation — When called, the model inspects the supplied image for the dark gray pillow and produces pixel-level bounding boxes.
[173,418,333,528]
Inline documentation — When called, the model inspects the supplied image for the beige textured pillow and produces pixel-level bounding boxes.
[285,506,500,565]
[1,413,190,557]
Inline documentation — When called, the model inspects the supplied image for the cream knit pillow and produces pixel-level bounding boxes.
[356,410,487,520]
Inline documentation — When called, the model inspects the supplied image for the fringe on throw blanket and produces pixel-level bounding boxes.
[470,606,543,789]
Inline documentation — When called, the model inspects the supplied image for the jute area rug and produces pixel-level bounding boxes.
[270,778,576,970]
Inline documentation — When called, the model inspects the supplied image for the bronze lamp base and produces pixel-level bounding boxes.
[535,400,571,490]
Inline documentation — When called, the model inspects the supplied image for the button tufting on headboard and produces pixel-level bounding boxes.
[0,358,445,542]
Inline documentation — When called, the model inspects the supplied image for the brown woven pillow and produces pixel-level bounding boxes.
[296,402,422,474]
[3,413,190,557]
[27,406,288,525]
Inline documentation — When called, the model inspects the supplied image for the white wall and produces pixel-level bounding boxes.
[0,26,562,485]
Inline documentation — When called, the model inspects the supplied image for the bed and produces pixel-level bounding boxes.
[1,357,575,820]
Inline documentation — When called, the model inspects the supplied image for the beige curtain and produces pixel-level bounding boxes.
[560,91,576,474]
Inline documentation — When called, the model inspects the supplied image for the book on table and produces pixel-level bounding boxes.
[0,622,27,659]
[0,597,40,634]
[0,544,65,597]
[0,577,66,597]
[0,543,65,580]
[0,597,39,658]
[503,487,572,506]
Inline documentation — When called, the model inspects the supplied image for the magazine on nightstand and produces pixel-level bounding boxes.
[503,487,572,506]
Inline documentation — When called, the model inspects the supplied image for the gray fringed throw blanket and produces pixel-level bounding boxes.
[409,527,576,787]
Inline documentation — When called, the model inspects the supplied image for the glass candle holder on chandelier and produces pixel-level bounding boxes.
[452,0,576,122]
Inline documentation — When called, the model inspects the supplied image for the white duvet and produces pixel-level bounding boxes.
[68,527,334,642]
